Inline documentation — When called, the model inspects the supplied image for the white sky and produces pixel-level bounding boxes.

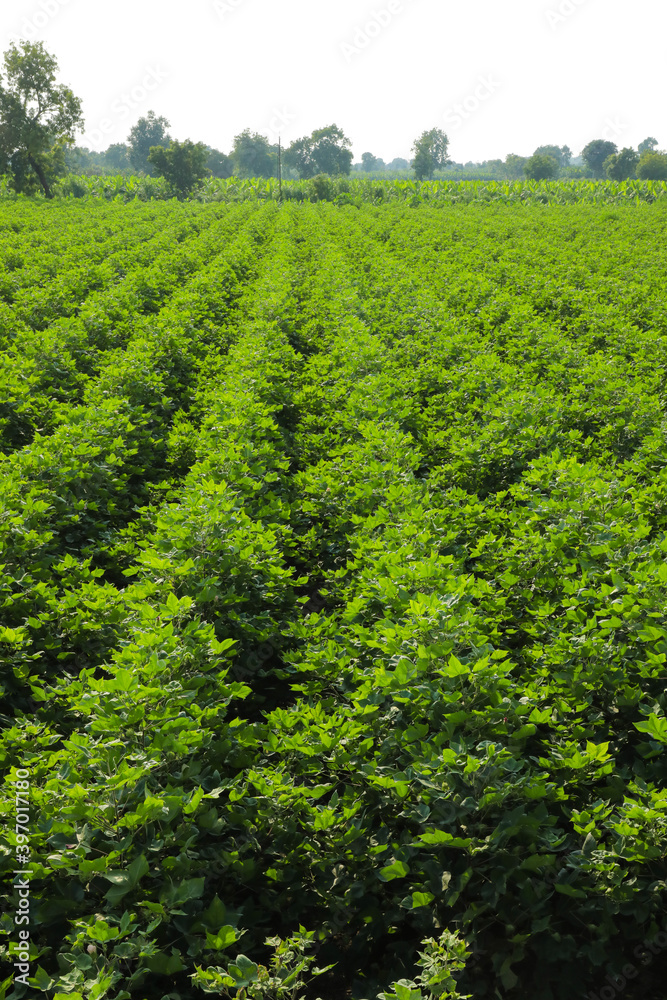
[1,0,664,163]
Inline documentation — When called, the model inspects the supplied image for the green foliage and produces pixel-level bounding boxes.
[207,148,234,179]
[192,927,334,998]
[0,40,83,198]
[284,124,353,179]
[148,139,211,198]
[1,198,667,1000]
[379,931,471,1000]
[637,137,658,154]
[504,153,527,178]
[412,129,450,180]
[524,153,559,180]
[582,139,618,178]
[7,173,667,206]
[637,149,667,180]
[362,151,383,172]
[605,147,639,181]
[232,129,276,179]
[532,144,572,168]
[127,110,171,175]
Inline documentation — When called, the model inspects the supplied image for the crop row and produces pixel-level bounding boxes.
[4,173,667,207]
[1,200,667,1000]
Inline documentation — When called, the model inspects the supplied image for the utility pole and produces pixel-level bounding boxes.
[278,134,283,202]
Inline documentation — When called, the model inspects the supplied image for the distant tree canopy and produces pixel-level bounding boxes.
[285,125,353,179]
[361,151,385,172]
[2,55,663,193]
[638,137,659,155]
[148,139,210,198]
[207,147,234,178]
[533,144,572,168]
[524,153,559,180]
[388,157,409,171]
[604,147,639,181]
[637,149,667,180]
[412,128,450,180]
[504,153,528,178]
[581,139,618,178]
[128,111,171,175]
[0,40,83,198]
[231,129,276,178]
[104,143,131,171]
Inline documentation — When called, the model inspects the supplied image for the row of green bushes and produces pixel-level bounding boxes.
[3,172,667,206]
[1,199,667,998]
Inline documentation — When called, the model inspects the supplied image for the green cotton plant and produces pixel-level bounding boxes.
[377,930,471,1000]
[192,927,334,998]
[5,197,667,1000]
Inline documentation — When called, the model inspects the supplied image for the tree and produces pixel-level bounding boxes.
[388,157,409,171]
[524,154,558,180]
[604,147,639,181]
[412,128,449,180]
[128,111,171,175]
[361,151,379,172]
[581,139,617,178]
[231,129,276,178]
[504,153,528,179]
[412,128,449,181]
[638,137,659,155]
[207,147,233,178]
[283,135,316,178]
[103,143,131,171]
[533,144,571,169]
[285,125,353,179]
[148,139,210,198]
[0,40,83,198]
[310,125,353,175]
[637,149,667,180]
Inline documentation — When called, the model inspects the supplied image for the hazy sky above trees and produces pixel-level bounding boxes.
[1,0,661,162]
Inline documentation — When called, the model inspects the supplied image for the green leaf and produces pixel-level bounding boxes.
[227,955,259,987]
[146,950,185,975]
[634,714,667,743]
[379,860,410,881]
[410,891,435,907]
[31,967,54,991]
[415,830,471,849]
[554,883,587,899]
[160,877,206,908]
[392,982,424,1000]
[184,786,205,814]
[205,926,239,951]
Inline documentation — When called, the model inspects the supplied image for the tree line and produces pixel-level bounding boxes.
[1,40,666,201]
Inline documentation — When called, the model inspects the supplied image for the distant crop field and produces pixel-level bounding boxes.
[5,172,667,206]
[1,198,667,1000]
